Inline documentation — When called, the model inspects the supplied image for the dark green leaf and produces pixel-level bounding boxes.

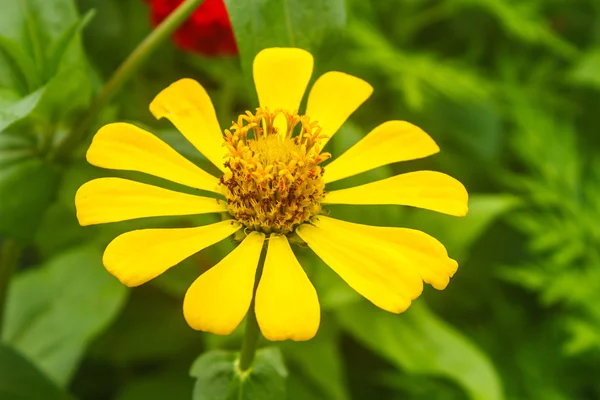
[191,347,287,400]
[2,246,128,386]
[0,158,61,240]
[224,0,346,79]
[336,301,504,400]
[0,344,68,400]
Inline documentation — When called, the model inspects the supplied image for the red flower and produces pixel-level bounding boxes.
[146,0,238,56]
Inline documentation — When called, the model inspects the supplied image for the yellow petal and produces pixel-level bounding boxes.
[253,48,313,113]
[324,121,439,183]
[75,178,227,226]
[309,216,458,290]
[296,217,423,313]
[306,72,373,148]
[323,171,468,216]
[103,220,241,287]
[255,235,320,341]
[87,123,220,193]
[149,79,227,172]
[184,232,265,335]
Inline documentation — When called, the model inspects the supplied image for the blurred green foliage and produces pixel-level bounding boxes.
[1,0,599,399]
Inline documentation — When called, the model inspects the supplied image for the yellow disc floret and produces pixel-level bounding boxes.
[220,108,331,234]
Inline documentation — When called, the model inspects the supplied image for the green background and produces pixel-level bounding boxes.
[1,0,600,399]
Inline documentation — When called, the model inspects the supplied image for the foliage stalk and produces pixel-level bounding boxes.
[54,0,205,159]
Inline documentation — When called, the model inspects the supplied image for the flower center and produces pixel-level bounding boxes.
[220,108,331,234]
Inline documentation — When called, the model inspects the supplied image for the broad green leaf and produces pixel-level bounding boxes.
[3,246,128,386]
[336,301,504,400]
[0,344,68,400]
[0,158,61,240]
[191,348,287,400]
[0,86,46,132]
[224,0,346,79]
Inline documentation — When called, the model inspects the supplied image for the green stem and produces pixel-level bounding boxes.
[0,240,22,335]
[54,0,206,160]
[238,249,266,371]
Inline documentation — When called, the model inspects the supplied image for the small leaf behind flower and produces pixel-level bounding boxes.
[191,347,287,400]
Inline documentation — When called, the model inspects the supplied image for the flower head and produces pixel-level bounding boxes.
[75,48,468,341]
[146,0,238,55]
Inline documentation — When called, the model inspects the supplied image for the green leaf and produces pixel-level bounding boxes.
[336,301,504,400]
[45,9,95,80]
[348,21,494,110]
[0,0,93,128]
[0,344,68,400]
[90,288,200,366]
[281,321,349,400]
[116,371,194,400]
[0,132,35,168]
[451,0,577,58]
[569,49,600,90]
[190,347,288,400]
[224,0,346,78]
[405,194,520,262]
[0,86,46,132]
[0,157,61,240]
[2,246,128,386]
[0,34,40,92]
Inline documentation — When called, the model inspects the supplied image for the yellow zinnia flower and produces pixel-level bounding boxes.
[75,48,468,342]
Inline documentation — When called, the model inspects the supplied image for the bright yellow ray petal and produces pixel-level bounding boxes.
[184,232,265,335]
[305,72,373,148]
[75,178,227,226]
[310,216,458,290]
[296,217,423,313]
[324,121,439,183]
[149,78,227,172]
[253,47,313,113]
[323,171,468,216]
[253,48,313,136]
[255,235,320,341]
[87,123,220,193]
[103,220,241,287]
